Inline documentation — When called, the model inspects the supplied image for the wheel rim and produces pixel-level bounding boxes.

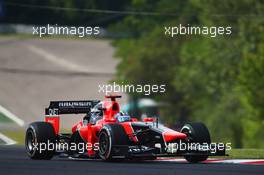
[26,129,36,155]
[181,128,193,142]
[99,132,109,155]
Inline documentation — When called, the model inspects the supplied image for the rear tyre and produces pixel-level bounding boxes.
[181,122,211,163]
[98,124,128,161]
[25,122,56,160]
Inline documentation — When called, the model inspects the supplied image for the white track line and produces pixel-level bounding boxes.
[0,105,24,127]
[215,159,264,164]
[0,132,16,145]
[27,45,89,72]
[156,158,264,165]
[69,157,264,165]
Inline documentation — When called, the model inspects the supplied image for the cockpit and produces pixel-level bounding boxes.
[89,102,104,124]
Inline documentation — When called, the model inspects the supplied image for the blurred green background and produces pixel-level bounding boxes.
[1,0,264,148]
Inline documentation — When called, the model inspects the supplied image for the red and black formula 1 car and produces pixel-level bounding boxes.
[25,95,226,163]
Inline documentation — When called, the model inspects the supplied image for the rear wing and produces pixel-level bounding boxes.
[45,100,100,116]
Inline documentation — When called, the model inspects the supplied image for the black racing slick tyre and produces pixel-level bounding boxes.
[98,124,128,161]
[181,122,211,163]
[25,122,56,160]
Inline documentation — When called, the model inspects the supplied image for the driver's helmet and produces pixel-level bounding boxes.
[119,111,125,116]
[115,111,131,122]
[91,104,103,117]
[91,108,100,113]
[115,111,127,117]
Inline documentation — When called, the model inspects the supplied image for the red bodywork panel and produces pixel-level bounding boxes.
[45,116,60,135]
[120,122,138,142]
[162,130,187,142]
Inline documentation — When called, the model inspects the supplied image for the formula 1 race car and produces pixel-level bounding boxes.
[25,95,226,163]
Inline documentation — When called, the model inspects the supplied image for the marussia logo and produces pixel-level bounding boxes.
[58,101,92,107]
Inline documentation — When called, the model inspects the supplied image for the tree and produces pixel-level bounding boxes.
[112,0,264,147]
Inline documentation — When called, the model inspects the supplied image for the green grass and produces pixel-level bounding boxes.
[0,33,34,39]
[1,131,25,145]
[0,112,13,123]
[226,149,264,159]
[1,129,71,145]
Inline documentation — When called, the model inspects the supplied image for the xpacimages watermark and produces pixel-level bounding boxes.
[164,24,232,38]
[98,82,166,95]
[32,24,100,37]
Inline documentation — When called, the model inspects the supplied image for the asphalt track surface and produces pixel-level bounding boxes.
[0,146,263,175]
[0,37,127,130]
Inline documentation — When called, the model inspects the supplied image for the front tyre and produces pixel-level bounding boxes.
[25,122,56,160]
[98,124,128,161]
[181,122,211,163]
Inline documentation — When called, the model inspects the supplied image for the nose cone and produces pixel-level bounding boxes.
[163,130,187,142]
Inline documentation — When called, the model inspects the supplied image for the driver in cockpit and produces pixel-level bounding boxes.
[83,102,103,125]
